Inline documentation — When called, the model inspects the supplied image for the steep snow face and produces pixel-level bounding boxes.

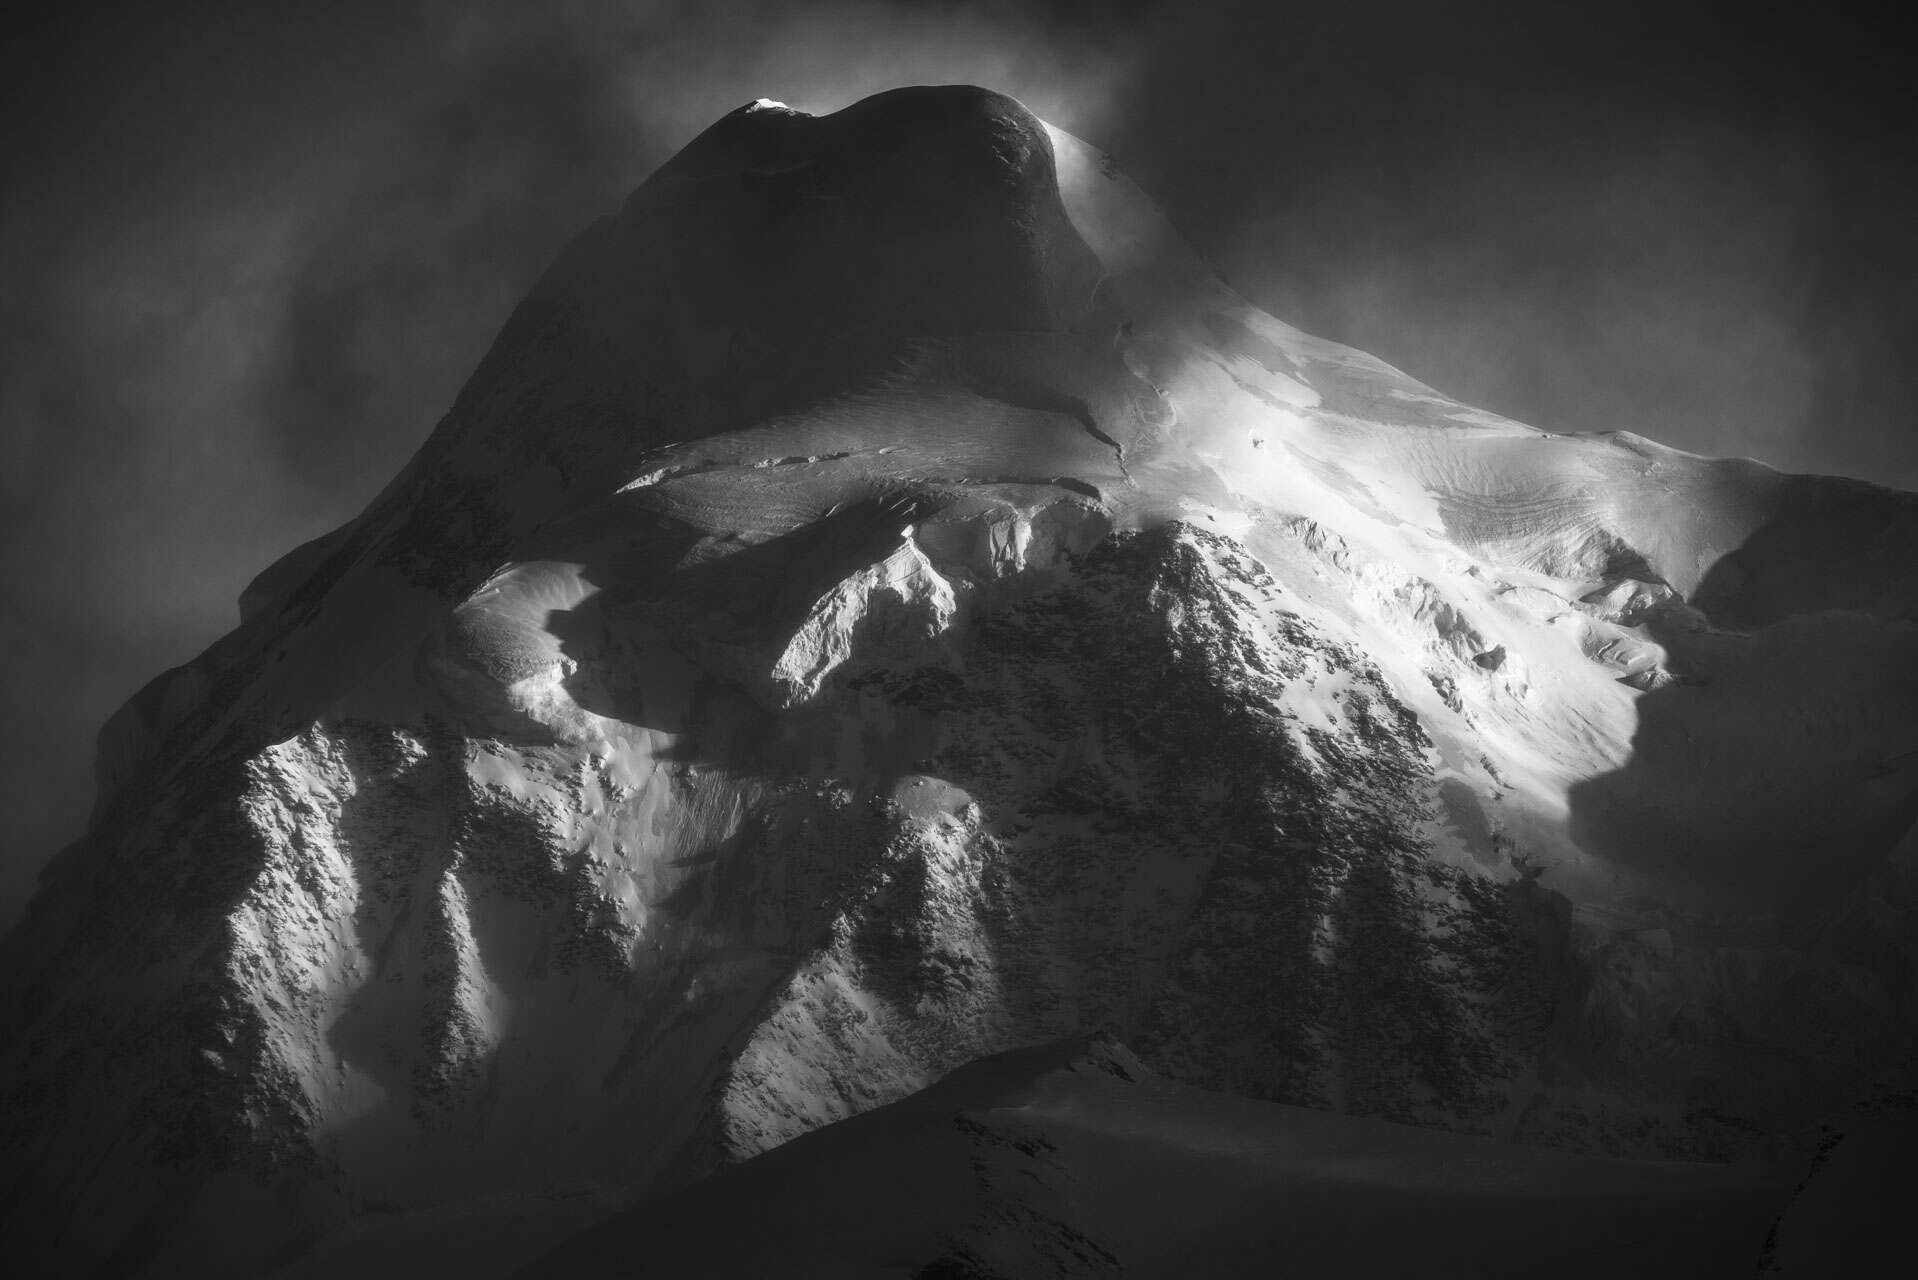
[6,85,1918,1275]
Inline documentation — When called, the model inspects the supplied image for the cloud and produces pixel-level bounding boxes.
[1093,0,1915,488]
[1,0,1913,928]
[1230,118,1826,461]
[0,0,1157,927]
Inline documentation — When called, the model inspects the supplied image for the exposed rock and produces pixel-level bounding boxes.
[3,85,1916,1276]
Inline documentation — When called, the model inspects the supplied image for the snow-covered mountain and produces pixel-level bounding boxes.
[4,85,1916,1276]
[523,1035,1791,1279]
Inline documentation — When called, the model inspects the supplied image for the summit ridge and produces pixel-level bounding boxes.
[4,85,1916,1277]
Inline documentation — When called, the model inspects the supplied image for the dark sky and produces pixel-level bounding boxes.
[1,0,1912,926]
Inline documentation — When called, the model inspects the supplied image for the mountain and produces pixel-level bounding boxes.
[4,85,1916,1277]
[522,1035,1791,1279]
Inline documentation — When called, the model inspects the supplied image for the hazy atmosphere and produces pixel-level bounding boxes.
[1,0,1911,928]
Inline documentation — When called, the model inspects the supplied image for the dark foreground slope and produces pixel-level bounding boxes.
[520,1037,1792,1280]
[3,85,1916,1276]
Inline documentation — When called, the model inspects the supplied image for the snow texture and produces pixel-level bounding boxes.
[4,85,1917,1276]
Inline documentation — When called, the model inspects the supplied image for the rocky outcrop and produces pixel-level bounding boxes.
[4,85,1917,1276]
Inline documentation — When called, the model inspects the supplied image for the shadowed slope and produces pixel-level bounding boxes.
[2,85,1915,1279]
[523,1037,1793,1280]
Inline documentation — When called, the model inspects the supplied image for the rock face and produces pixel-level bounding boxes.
[4,85,1917,1275]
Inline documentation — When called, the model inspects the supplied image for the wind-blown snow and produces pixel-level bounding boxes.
[4,85,1916,1277]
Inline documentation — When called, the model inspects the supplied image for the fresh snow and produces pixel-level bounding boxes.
[4,84,1915,1278]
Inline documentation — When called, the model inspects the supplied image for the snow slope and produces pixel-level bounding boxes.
[3,85,1916,1275]
[524,1035,1793,1279]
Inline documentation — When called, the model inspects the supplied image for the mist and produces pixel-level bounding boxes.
[1,0,1911,928]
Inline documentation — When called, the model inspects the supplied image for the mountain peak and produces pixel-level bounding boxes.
[5,86,1917,1277]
